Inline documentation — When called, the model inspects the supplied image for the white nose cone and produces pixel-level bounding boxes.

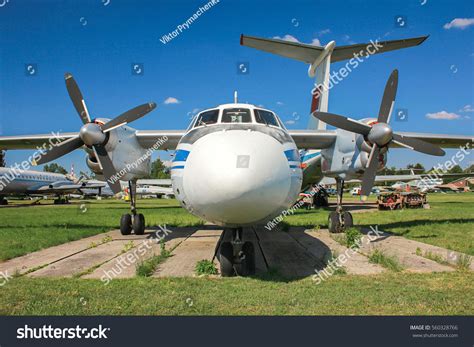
[183,130,294,226]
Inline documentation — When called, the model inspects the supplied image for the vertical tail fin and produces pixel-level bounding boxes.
[308,54,331,130]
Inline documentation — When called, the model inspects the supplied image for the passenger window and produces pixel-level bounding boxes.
[195,110,219,126]
[255,109,279,127]
[222,108,251,123]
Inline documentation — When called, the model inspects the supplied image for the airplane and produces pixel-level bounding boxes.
[0,167,104,205]
[0,34,472,276]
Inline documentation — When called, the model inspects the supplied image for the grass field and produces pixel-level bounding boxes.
[0,272,472,315]
[0,194,472,315]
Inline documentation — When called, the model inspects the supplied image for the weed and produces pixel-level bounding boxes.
[368,249,403,272]
[195,260,218,276]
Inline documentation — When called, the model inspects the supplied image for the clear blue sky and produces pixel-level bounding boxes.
[0,0,473,173]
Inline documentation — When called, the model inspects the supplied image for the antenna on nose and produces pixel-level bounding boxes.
[234,91,238,103]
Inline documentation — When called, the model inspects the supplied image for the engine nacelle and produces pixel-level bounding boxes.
[84,121,152,181]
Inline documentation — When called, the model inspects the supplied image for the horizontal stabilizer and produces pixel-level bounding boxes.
[241,35,428,64]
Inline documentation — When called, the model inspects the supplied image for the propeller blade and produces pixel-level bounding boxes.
[65,73,91,124]
[392,133,445,156]
[34,136,84,165]
[360,145,380,198]
[313,112,371,135]
[377,69,398,123]
[93,145,122,194]
[102,102,157,133]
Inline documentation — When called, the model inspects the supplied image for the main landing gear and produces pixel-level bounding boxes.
[53,196,69,205]
[120,180,145,236]
[328,178,353,233]
[218,227,256,277]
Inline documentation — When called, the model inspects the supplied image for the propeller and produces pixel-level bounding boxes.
[35,73,157,194]
[314,69,445,199]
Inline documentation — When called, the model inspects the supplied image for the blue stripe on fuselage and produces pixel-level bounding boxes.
[173,149,190,162]
[284,149,300,162]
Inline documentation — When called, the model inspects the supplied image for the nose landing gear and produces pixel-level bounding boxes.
[328,178,353,233]
[218,228,256,277]
[120,180,145,235]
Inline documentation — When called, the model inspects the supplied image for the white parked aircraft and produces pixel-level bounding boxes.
[0,167,104,204]
[0,35,471,276]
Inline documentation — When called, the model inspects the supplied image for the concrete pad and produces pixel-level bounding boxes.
[83,227,196,279]
[154,229,223,277]
[358,228,456,273]
[28,240,132,278]
[301,229,385,275]
[0,230,118,276]
[255,228,321,279]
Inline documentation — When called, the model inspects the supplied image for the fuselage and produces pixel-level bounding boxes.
[171,103,303,227]
[0,167,69,195]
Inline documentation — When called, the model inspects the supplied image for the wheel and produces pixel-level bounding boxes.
[0,199,7,206]
[234,241,255,277]
[132,213,145,235]
[120,214,132,235]
[219,242,234,277]
[328,212,342,233]
[343,211,353,228]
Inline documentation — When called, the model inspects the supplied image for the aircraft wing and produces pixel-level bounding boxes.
[322,172,474,185]
[288,130,336,149]
[0,130,184,151]
[135,130,185,150]
[389,132,473,149]
[137,179,172,186]
[241,34,428,64]
[0,133,78,150]
[29,183,84,194]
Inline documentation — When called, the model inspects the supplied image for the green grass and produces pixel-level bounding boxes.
[0,199,203,260]
[368,249,404,272]
[195,260,218,276]
[136,254,169,277]
[0,272,472,315]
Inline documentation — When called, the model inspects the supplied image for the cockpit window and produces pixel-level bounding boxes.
[195,109,219,127]
[254,109,280,127]
[222,108,251,123]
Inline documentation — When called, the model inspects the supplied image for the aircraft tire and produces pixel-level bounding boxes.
[219,242,234,277]
[328,212,342,233]
[120,214,132,235]
[343,211,353,228]
[133,213,145,235]
[242,242,256,275]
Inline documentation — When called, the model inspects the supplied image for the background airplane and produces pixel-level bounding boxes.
[0,167,104,205]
